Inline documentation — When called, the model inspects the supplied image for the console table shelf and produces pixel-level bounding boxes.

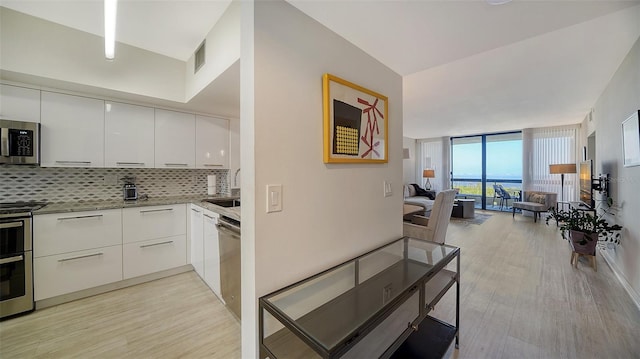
[390,316,457,359]
[259,237,460,359]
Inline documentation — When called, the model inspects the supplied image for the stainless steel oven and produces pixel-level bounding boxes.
[0,119,41,165]
[0,202,45,319]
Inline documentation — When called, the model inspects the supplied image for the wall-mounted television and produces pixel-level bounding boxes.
[579,160,594,209]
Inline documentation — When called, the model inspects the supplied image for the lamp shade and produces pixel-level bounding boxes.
[549,163,576,174]
[423,169,435,178]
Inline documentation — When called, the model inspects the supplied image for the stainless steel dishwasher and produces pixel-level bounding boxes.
[216,215,241,319]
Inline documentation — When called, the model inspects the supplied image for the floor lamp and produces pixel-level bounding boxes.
[423,169,435,190]
[549,163,576,205]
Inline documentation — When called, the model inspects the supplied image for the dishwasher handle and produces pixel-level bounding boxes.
[216,221,240,238]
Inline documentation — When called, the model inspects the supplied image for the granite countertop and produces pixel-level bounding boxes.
[34,194,241,221]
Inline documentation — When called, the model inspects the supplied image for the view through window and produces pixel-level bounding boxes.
[451,132,522,210]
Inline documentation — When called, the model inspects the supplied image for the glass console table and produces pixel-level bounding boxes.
[259,237,460,359]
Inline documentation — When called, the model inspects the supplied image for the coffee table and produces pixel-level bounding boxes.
[452,199,475,219]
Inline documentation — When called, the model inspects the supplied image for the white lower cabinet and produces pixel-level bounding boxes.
[123,235,186,279]
[34,244,123,301]
[33,209,124,301]
[33,209,122,257]
[189,205,205,278]
[203,209,222,298]
[188,205,222,299]
[122,204,187,280]
[33,204,189,302]
[123,204,186,243]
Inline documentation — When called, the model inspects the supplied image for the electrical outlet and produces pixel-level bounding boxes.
[192,175,198,185]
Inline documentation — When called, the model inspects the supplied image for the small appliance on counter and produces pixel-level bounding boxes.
[121,176,138,201]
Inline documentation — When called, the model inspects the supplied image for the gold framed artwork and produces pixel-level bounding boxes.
[323,74,388,163]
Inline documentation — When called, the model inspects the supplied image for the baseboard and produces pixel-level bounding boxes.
[600,250,640,311]
[36,265,193,310]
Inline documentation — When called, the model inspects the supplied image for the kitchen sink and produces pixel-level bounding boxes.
[203,198,240,208]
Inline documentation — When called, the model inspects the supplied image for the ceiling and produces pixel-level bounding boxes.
[2,0,640,138]
[1,0,233,61]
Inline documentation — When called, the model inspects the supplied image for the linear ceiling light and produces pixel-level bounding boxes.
[105,0,118,60]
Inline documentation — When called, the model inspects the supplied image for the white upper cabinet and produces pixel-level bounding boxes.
[0,84,41,123]
[155,109,195,169]
[41,92,104,167]
[105,101,155,168]
[195,115,229,169]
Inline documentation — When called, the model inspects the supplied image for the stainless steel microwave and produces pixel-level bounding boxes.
[0,119,40,165]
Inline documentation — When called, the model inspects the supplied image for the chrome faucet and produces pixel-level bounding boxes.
[234,168,241,187]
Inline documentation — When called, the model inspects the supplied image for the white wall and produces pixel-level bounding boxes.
[184,2,240,102]
[242,1,403,356]
[403,136,417,184]
[590,35,640,305]
[0,7,185,102]
[229,117,241,190]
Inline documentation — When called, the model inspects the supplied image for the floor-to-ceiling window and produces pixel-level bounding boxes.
[451,132,522,210]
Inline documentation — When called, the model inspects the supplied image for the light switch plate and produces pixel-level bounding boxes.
[266,184,283,213]
[384,181,392,197]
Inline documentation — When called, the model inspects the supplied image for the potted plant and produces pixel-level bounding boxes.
[546,207,623,254]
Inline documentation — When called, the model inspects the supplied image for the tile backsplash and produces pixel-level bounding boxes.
[0,167,229,203]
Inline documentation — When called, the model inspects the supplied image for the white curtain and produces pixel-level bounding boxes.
[418,138,447,191]
[522,125,581,202]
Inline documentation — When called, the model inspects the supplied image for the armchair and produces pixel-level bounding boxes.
[403,190,457,244]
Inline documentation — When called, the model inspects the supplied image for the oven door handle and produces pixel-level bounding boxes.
[0,255,24,265]
[0,221,23,229]
[1,128,9,157]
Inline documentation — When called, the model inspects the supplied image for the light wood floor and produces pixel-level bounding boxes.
[0,272,241,358]
[435,210,640,359]
[1,211,639,358]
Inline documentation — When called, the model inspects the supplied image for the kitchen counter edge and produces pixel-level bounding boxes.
[32,195,241,221]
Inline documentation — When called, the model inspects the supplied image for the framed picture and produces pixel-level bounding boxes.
[323,74,388,163]
[622,110,640,167]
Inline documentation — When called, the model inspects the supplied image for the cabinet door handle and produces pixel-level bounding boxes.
[58,252,104,262]
[140,240,173,248]
[57,214,103,221]
[203,164,223,167]
[116,162,145,166]
[0,255,23,265]
[203,214,215,219]
[0,221,23,229]
[55,161,92,164]
[140,208,173,214]
[191,208,201,213]
[164,163,188,167]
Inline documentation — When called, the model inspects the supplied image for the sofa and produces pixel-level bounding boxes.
[403,184,435,213]
[512,190,557,223]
